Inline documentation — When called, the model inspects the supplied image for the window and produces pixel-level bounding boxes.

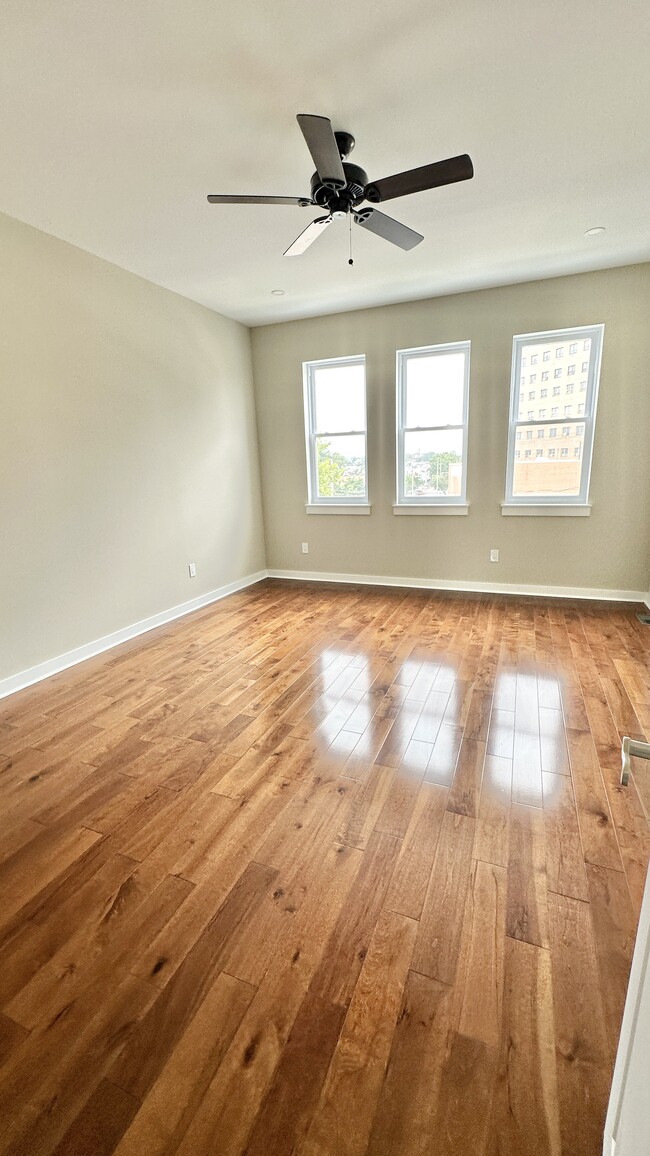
[541,372,549,382]
[303,355,368,507]
[505,325,604,506]
[527,410,534,419]
[531,354,538,364]
[515,450,520,459]
[543,351,550,362]
[582,361,589,372]
[580,380,587,391]
[530,374,537,384]
[520,376,525,386]
[540,388,548,397]
[516,430,522,440]
[396,342,470,506]
[528,390,535,400]
[525,449,532,458]
[526,429,533,439]
[554,369,562,379]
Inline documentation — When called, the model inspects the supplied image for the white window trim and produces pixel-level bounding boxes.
[395,340,471,508]
[303,354,368,508]
[503,324,604,511]
[306,503,371,515]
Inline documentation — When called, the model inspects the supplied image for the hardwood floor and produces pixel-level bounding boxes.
[1,579,649,1155]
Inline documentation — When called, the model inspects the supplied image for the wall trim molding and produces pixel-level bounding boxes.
[268,568,647,604]
[0,570,267,700]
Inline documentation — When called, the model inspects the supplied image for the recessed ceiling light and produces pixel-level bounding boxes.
[271,288,285,296]
[584,226,606,236]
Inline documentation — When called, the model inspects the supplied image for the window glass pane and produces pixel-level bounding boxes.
[315,434,366,498]
[313,363,365,433]
[405,353,465,427]
[512,422,585,497]
[403,429,463,498]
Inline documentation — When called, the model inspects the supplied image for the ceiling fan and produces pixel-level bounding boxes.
[207,114,474,257]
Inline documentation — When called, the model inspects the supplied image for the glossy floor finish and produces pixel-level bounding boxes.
[1,580,650,1156]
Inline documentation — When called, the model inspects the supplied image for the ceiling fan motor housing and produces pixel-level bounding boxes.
[310,162,369,213]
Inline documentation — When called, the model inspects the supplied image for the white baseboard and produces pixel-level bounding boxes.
[0,570,267,700]
[268,568,648,604]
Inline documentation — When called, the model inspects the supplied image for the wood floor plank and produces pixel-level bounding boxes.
[547,891,612,1156]
[486,938,561,1156]
[506,803,549,948]
[411,810,476,983]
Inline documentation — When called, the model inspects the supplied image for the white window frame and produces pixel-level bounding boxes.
[395,341,471,512]
[503,324,604,512]
[303,354,369,511]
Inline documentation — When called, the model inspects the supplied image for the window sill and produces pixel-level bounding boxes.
[393,504,469,516]
[501,503,591,517]
[305,503,371,516]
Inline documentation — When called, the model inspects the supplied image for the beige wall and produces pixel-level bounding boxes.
[0,212,266,681]
[252,264,650,595]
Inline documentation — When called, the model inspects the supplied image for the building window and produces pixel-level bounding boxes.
[526,430,533,439]
[525,449,532,458]
[543,351,551,362]
[505,325,604,505]
[396,341,470,505]
[527,410,534,419]
[516,430,522,440]
[528,390,535,400]
[303,355,367,505]
[541,372,549,382]
[540,388,548,398]
[582,361,589,372]
[537,429,545,438]
[530,375,537,384]
[580,380,587,391]
[531,354,538,365]
[515,450,520,459]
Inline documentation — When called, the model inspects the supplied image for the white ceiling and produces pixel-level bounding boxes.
[1,0,649,327]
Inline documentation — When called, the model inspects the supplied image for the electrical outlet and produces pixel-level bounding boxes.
[301,542,309,554]
[188,562,197,577]
[489,549,499,563]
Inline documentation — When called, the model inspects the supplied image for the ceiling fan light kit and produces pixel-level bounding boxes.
[207,113,473,258]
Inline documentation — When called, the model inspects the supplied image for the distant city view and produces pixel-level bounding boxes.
[513,336,591,496]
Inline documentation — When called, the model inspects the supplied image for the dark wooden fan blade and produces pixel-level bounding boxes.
[354,207,423,250]
[207,195,311,205]
[296,115,346,189]
[364,154,474,203]
[284,215,333,257]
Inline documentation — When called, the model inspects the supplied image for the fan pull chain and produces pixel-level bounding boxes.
[348,214,354,266]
